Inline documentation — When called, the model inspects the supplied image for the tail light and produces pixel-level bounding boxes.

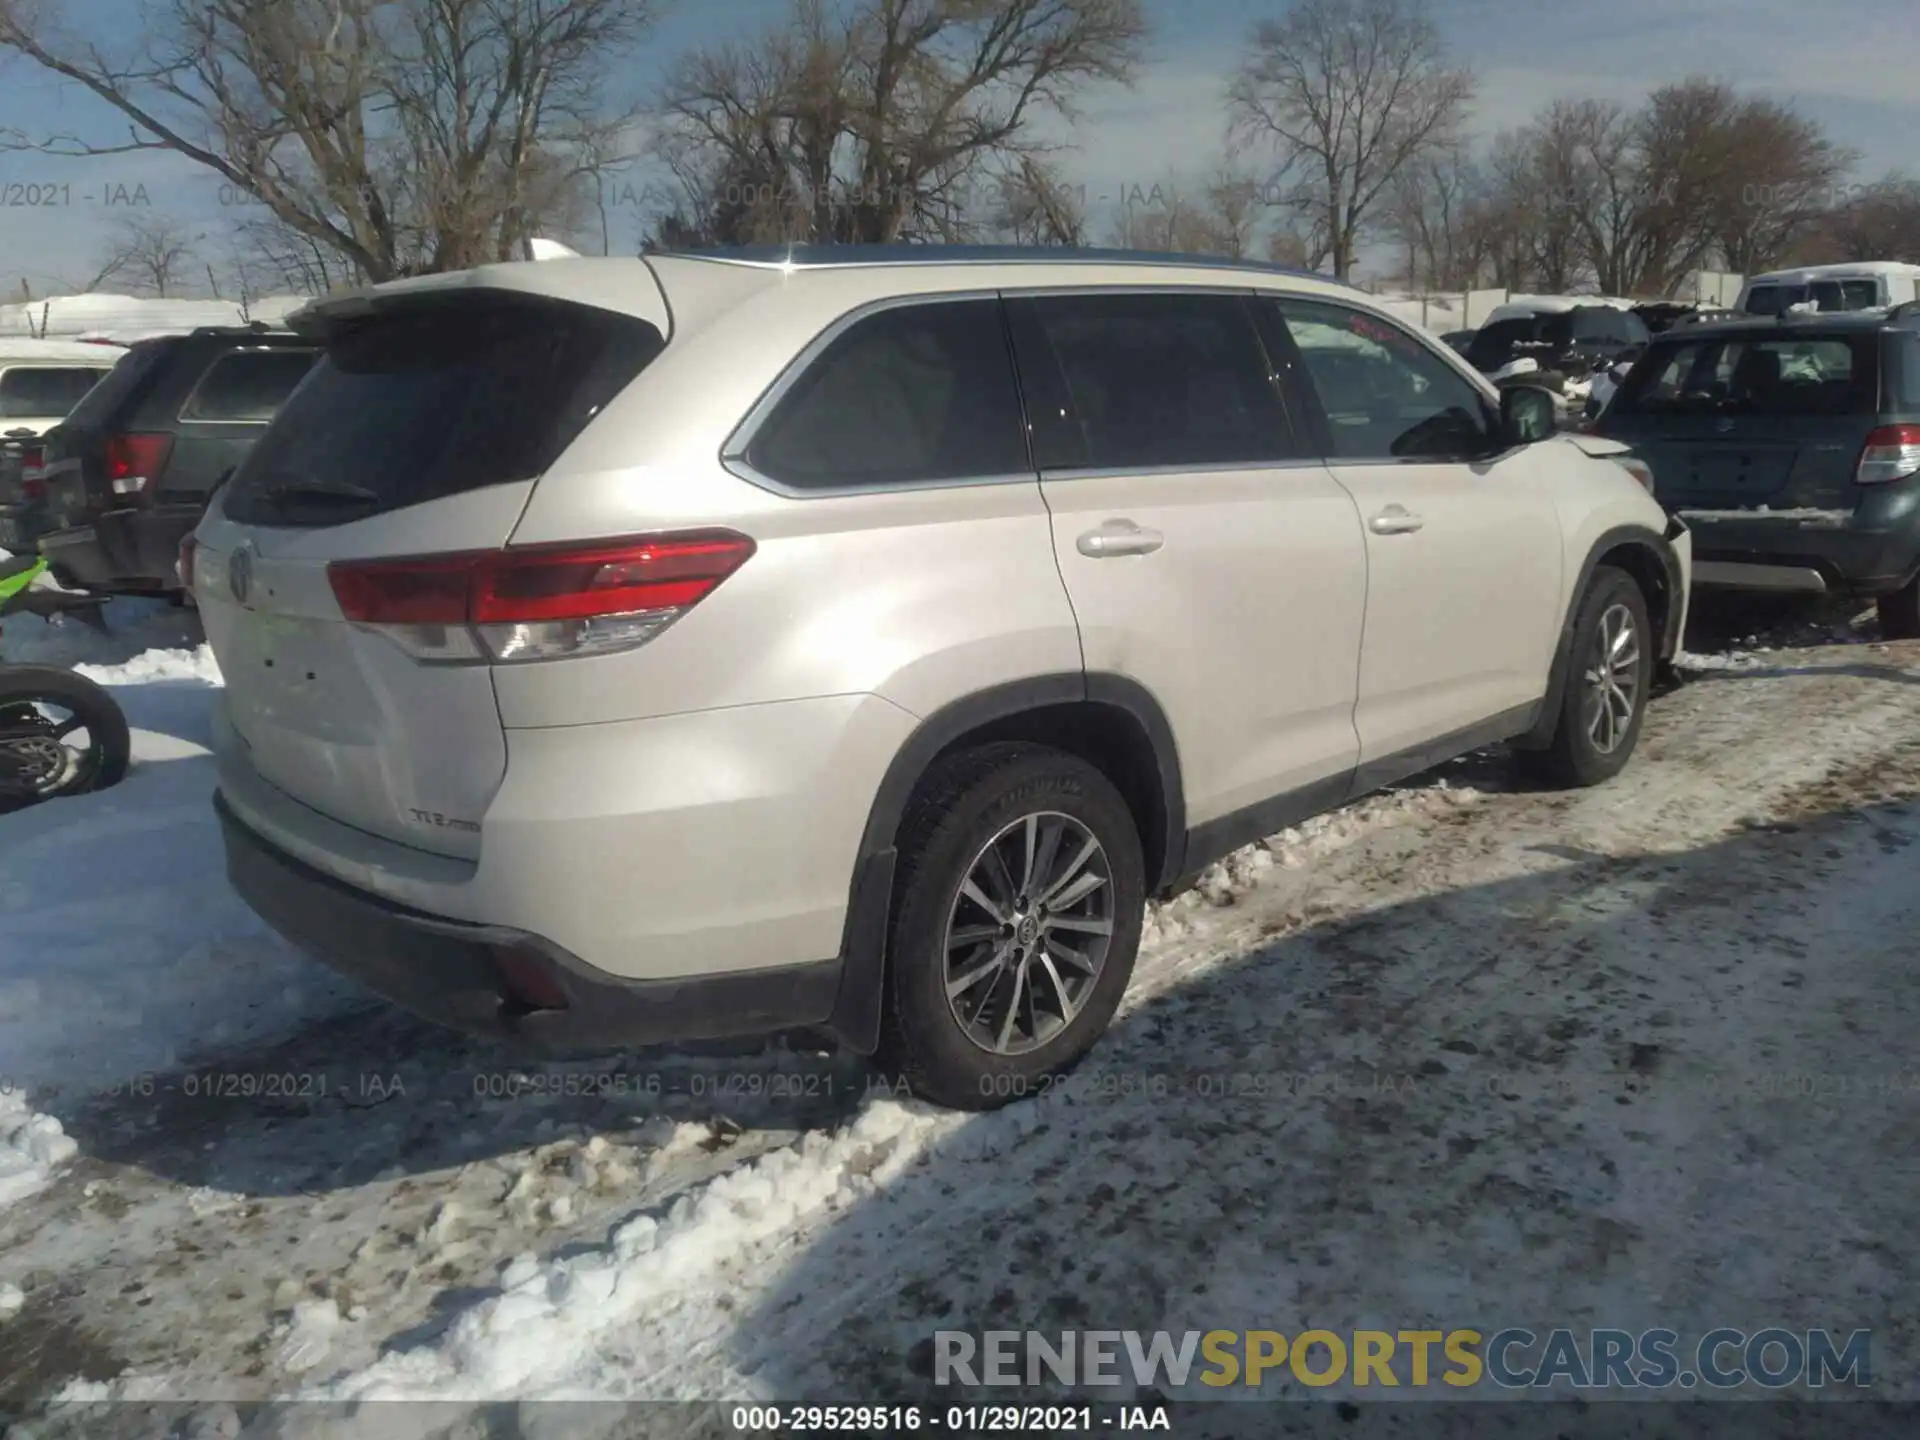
[177,533,198,591]
[327,531,756,664]
[104,433,175,497]
[1856,425,1920,485]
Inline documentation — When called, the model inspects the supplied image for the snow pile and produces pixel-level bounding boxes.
[324,1100,956,1400]
[0,1088,79,1209]
[1676,648,1775,672]
[0,292,309,343]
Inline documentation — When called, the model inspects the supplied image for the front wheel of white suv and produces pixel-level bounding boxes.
[878,743,1145,1110]
[1517,565,1653,789]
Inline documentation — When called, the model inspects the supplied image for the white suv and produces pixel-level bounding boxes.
[191,247,1691,1109]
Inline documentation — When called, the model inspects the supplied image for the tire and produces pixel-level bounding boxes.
[876,743,1145,1111]
[0,665,132,811]
[1516,565,1653,789]
[1878,577,1920,640]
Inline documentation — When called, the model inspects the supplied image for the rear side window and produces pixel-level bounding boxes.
[1615,336,1879,416]
[1810,279,1880,312]
[1013,292,1297,469]
[0,366,111,420]
[742,299,1028,489]
[179,349,318,422]
[55,344,163,431]
[222,299,663,527]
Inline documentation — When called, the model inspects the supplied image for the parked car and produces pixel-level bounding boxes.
[34,325,319,595]
[1734,262,1920,317]
[194,246,1690,1109]
[0,339,121,552]
[1593,305,1920,637]
[1464,299,1651,382]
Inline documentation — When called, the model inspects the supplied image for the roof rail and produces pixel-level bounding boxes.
[667,242,1359,288]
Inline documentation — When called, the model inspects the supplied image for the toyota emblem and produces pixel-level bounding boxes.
[228,543,254,605]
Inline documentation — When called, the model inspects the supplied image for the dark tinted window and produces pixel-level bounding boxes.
[223,299,662,527]
[1614,335,1879,416]
[0,365,111,420]
[1019,292,1297,469]
[54,344,163,432]
[745,300,1027,489]
[1464,313,1570,369]
[1275,298,1493,460]
[1811,279,1881,312]
[179,349,318,422]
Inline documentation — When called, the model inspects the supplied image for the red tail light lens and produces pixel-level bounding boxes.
[327,531,755,664]
[1856,425,1920,485]
[104,433,175,497]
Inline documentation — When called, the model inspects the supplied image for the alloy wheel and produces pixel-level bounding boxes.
[941,811,1115,1056]
[1583,602,1641,755]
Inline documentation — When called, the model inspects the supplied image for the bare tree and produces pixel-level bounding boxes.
[1383,142,1477,290]
[656,0,1146,247]
[1703,97,1855,274]
[88,212,205,297]
[0,0,664,281]
[1228,0,1472,279]
[1809,175,1920,263]
[986,156,1087,245]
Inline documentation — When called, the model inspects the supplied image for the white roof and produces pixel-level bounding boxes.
[0,337,127,365]
[1483,295,1636,325]
[1744,261,1920,284]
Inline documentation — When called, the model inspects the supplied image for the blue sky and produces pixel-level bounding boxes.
[1,0,1912,296]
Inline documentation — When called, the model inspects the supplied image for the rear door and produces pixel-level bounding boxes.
[196,294,666,857]
[1602,332,1880,513]
[1008,289,1368,831]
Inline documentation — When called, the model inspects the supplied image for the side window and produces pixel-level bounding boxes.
[743,299,1028,490]
[1015,292,1299,470]
[1273,298,1493,461]
[178,349,318,423]
[0,366,111,420]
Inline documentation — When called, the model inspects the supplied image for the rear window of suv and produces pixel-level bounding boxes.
[222,298,664,526]
[0,365,111,419]
[1613,334,1879,416]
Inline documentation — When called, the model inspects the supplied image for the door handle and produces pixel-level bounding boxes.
[1077,519,1165,557]
[1367,505,1425,535]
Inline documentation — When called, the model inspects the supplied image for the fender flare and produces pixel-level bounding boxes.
[822,672,1185,1053]
[1519,520,1685,750]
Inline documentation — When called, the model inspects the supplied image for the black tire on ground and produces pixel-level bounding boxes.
[876,742,1145,1111]
[1516,564,1653,789]
[0,664,132,808]
[1878,577,1920,640]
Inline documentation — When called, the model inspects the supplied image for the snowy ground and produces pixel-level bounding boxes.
[2,591,1919,1432]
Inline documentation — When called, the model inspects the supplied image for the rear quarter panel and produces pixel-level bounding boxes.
[495,267,1083,731]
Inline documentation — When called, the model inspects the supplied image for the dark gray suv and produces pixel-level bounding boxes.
[1594,308,1920,637]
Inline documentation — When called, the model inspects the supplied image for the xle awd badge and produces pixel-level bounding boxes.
[228,543,254,605]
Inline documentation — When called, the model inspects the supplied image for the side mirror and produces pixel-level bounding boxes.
[1501,384,1559,445]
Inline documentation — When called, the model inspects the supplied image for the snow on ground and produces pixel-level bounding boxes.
[285,638,1920,1410]
[0,602,363,1208]
[8,597,1920,1426]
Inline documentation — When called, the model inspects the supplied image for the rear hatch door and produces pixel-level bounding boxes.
[197,289,667,859]
[36,342,170,529]
[1601,330,1880,512]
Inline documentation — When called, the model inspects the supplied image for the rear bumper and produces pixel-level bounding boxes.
[216,791,847,1053]
[1677,508,1920,595]
[38,503,200,593]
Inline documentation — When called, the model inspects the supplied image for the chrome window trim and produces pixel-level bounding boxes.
[721,283,1337,499]
[1039,458,1330,482]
